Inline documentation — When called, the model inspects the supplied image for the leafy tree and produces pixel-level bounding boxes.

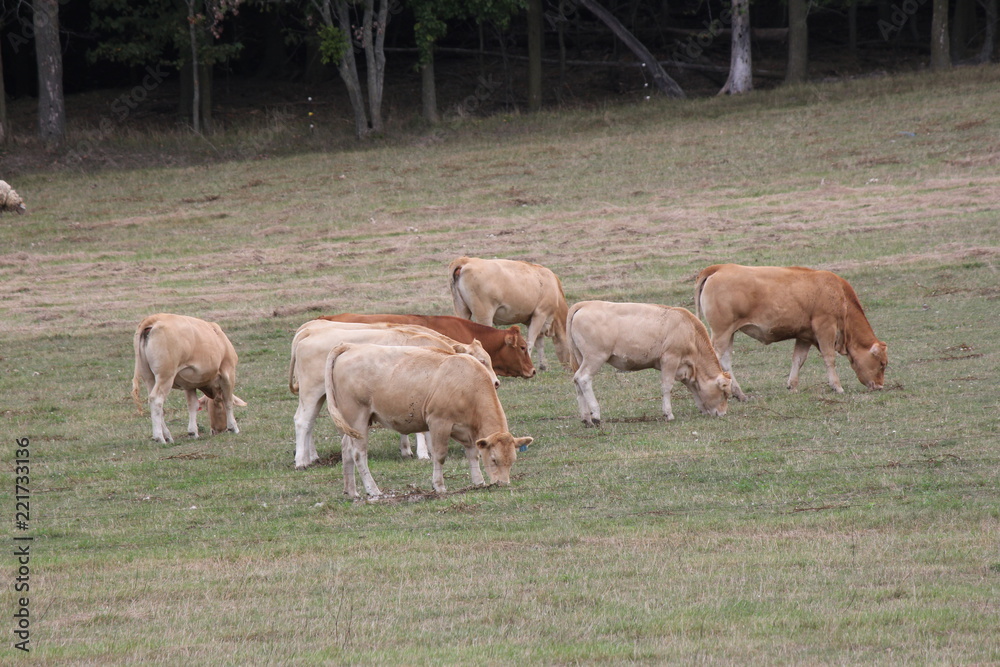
[406,0,525,121]
[89,0,244,132]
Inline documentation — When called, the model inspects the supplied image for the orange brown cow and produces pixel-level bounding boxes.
[695,264,888,399]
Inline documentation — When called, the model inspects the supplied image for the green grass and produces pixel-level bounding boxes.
[2,66,1000,663]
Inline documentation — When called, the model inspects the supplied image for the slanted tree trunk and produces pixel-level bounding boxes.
[34,0,65,146]
[720,0,752,94]
[575,0,685,98]
[328,0,368,137]
[527,0,543,111]
[978,0,998,62]
[931,0,951,69]
[785,0,808,84]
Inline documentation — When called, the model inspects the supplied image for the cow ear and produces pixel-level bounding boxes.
[504,332,515,345]
[869,342,882,357]
[452,343,467,354]
[233,395,247,407]
[475,437,491,450]
[515,436,533,448]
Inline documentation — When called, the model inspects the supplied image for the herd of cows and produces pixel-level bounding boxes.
[130,257,889,499]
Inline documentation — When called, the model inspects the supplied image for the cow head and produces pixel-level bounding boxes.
[453,339,500,389]
[476,432,532,485]
[689,372,732,417]
[198,394,247,434]
[499,325,536,378]
[849,340,888,390]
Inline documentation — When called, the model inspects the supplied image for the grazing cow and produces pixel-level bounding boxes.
[449,256,571,371]
[131,313,240,443]
[289,320,499,468]
[319,313,536,378]
[567,301,732,426]
[695,264,888,400]
[324,343,533,497]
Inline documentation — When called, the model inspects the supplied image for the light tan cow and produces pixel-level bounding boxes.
[449,256,571,371]
[695,264,888,400]
[567,301,732,426]
[289,320,498,468]
[131,313,240,443]
[324,343,533,498]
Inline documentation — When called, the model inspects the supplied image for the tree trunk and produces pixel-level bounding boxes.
[0,26,7,144]
[978,0,998,63]
[34,0,65,146]
[575,0,685,98]
[785,0,808,84]
[720,0,753,94]
[931,0,951,69]
[185,0,201,133]
[527,0,543,111]
[362,0,388,134]
[848,0,858,55]
[951,0,975,60]
[421,52,439,124]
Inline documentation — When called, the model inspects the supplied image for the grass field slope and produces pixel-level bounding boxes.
[2,66,999,664]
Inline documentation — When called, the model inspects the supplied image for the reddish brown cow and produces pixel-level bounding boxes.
[319,313,535,378]
[695,264,888,399]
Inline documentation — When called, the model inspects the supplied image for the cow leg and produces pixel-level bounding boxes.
[293,389,324,468]
[659,359,681,421]
[414,431,431,461]
[218,372,240,435]
[399,434,414,459]
[429,423,453,493]
[572,356,607,427]
[148,378,174,444]
[714,333,748,401]
[816,337,845,393]
[184,389,200,437]
[348,432,382,498]
[525,315,550,371]
[787,339,812,391]
[341,434,358,498]
[462,437,487,487]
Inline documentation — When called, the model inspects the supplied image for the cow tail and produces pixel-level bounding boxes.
[131,324,153,414]
[448,256,471,318]
[324,344,362,439]
[693,269,710,320]
[288,342,299,395]
[565,303,582,373]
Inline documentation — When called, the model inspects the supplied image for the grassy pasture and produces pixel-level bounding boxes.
[2,66,1000,664]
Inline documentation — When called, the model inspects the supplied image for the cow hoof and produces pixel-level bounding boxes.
[187,431,198,438]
